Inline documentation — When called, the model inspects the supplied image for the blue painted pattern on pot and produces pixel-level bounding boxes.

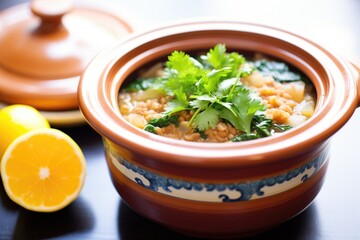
[104,140,328,202]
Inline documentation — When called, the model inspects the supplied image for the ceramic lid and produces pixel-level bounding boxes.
[0,0,135,110]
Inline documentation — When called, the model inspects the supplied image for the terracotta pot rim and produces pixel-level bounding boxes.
[78,20,359,167]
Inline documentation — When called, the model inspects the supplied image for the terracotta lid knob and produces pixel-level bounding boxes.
[30,0,74,25]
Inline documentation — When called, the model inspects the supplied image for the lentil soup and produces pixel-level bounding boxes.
[119,45,316,143]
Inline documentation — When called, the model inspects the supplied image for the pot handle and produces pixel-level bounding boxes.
[351,63,360,107]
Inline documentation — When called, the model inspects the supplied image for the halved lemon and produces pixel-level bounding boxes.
[1,128,86,212]
[0,104,50,158]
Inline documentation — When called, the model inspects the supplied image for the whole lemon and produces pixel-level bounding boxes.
[0,104,50,158]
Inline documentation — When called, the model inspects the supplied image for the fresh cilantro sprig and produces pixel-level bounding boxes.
[220,86,265,133]
[135,44,293,140]
[151,44,264,133]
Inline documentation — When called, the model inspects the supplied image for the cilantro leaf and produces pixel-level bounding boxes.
[202,67,232,93]
[162,51,205,100]
[173,87,188,106]
[205,44,227,69]
[189,99,210,110]
[221,86,265,133]
[189,95,217,109]
[217,77,238,95]
[166,51,198,77]
[193,107,220,131]
[164,100,188,114]
[227,52,247,77]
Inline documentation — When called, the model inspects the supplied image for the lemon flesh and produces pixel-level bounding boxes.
[1,128,86,212]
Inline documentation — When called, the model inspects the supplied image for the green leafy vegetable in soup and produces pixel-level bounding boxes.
[119,44,316,142]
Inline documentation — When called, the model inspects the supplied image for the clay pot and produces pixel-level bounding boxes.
[78,21,360,238]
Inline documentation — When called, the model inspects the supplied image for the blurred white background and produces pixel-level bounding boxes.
[103,0,360,64]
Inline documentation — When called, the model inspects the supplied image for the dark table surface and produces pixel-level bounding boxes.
[1,0,360,239]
